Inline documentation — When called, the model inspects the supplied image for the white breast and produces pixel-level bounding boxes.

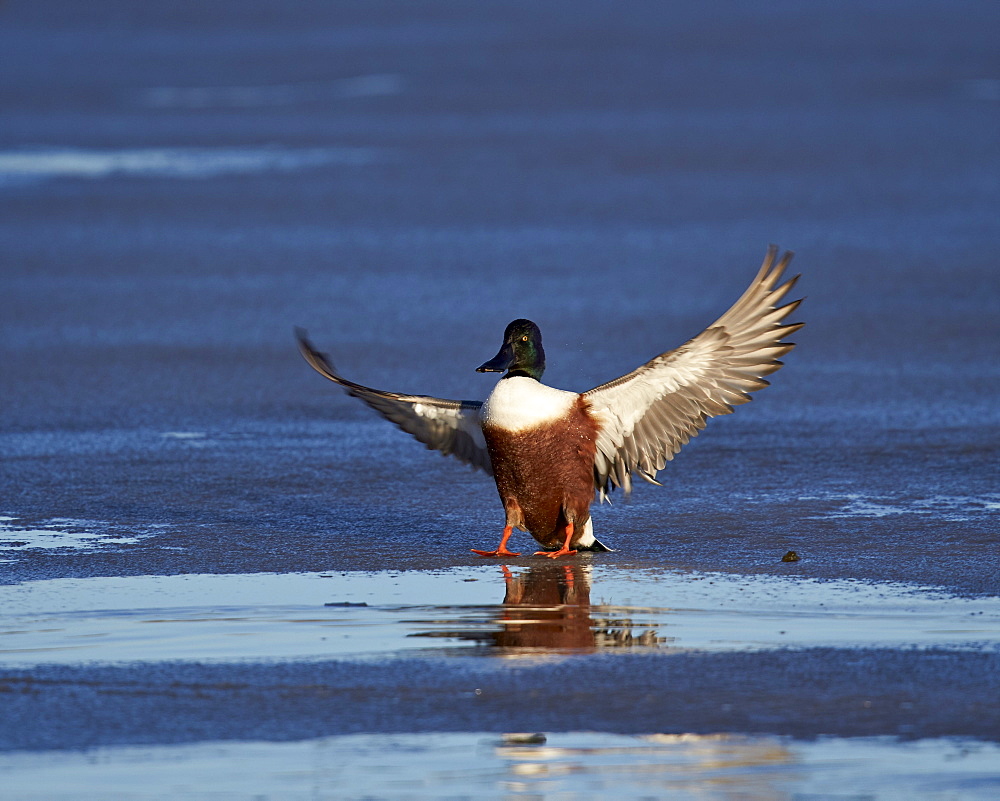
[480,376,578,433]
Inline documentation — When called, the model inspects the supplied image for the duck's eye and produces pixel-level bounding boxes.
[521,335,528,342]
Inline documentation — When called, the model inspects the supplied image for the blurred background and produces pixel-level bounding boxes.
[1,0,998,586]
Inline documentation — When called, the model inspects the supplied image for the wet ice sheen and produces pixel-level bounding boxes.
[0,733,997,800]
[0,566,996,666]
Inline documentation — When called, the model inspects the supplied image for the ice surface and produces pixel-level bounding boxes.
[1,0,997,786]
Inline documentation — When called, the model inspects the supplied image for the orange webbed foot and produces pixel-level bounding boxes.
[534,521,577,558]
[533,547,578,559]
[472,525,520,557]
[471,547,522,557]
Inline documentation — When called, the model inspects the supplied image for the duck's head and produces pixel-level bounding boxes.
[476,318,545,380]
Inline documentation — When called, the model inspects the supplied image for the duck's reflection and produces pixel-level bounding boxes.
[501,563,668,651]
[413,563,668,653]
[493,563,596,650]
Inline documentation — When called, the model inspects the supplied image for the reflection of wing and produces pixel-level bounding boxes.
[296,329,492,475]
[585,246,803,500]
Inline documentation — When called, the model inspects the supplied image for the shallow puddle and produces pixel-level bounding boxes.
[1,565,997,665]
[0,732,997,800]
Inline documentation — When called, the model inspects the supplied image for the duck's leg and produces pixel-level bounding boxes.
[535,521,578,558]
[471,525,522,557]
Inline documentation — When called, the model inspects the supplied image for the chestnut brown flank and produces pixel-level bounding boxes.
[482,396,600,548]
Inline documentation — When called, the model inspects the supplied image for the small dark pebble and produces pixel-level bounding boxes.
[324,601,369,607]
[781,551,800,562]
[500,733,547,745]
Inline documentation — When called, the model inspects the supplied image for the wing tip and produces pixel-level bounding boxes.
[780,321,806,338]
[760,244,794,280]
[294,325,320,356]
[294,326,345,385]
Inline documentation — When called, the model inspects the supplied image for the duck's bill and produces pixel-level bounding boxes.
[476,342,514,372]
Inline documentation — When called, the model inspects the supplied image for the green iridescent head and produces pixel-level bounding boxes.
[476,319,546,380]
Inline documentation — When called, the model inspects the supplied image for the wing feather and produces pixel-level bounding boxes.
[295,328,492,475]
[585,246,802,500]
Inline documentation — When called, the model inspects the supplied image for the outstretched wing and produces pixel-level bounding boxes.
[584,246,803,500]
[296,328,492,475]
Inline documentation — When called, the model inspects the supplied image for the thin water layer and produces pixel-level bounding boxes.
[1,732,997,800]
[1,565,996,666]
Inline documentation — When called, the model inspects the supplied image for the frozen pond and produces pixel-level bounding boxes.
[1,0,998,797]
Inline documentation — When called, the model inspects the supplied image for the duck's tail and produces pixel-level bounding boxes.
[578,538,613,552]
[574,518,614,552]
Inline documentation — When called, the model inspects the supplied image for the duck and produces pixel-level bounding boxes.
[296,245,802,558]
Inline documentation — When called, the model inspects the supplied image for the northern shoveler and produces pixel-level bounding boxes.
[296,245,802,558]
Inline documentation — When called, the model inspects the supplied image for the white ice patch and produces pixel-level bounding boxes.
[0,517,141,551]
[0,146,381,184]
[805,493,1000,522]
[480,376,578,433]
